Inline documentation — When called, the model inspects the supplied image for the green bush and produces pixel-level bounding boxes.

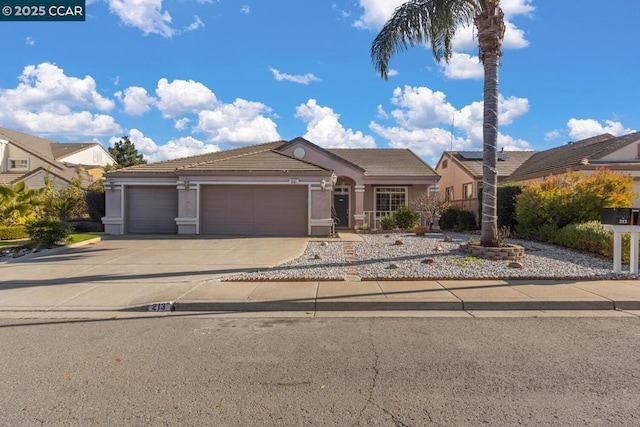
[85,181,105,222]
[25,217,72,246]
[392,206,420,230]
[0,225,28,240]
[497,183,522,229]
[380,214,395,231]
[516,169,634,231]
[439,207,477,231]
[439,208,459,230]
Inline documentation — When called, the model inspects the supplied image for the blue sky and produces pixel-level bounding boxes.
[0,0,638,166]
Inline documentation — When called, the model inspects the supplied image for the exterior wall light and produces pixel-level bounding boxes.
[321,179,327,191]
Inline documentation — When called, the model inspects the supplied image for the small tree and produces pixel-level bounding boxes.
[0,182,43,226]
[411,191,449,230]
[108,136,147,168]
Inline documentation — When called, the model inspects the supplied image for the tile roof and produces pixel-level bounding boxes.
[508,132,640,181]
[108,141,330,175]
[0,126,59,169]
[445,150,535,178]
[328,148,438,176]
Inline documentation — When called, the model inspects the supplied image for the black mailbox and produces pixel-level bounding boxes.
[601,208,640,225]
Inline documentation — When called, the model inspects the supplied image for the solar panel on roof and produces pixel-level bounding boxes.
[458,151,507,160]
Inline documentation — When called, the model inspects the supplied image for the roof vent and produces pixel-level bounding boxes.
[580,157,589,165]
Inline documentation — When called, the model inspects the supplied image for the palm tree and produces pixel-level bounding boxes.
[371,0,505,246]
[0,182,43,226]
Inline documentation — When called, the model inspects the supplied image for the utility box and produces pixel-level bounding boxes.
[601,208,640,225]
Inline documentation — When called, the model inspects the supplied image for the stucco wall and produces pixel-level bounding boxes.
[60,146,115,167]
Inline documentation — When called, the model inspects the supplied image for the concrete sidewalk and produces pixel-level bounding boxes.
[1,278,640,313]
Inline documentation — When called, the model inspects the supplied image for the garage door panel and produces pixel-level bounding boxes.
[201,185,307,236]
[127,186,178,234]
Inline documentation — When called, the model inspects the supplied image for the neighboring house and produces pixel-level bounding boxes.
[102,137,439,236]
[0,127,116,189]
[508,132,640,205]
[434,149,535,218]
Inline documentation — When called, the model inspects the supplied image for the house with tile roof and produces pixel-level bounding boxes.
[103,137,439,236]
[0,127,116,189]
[434,149,536,220]
[508,131,640,205]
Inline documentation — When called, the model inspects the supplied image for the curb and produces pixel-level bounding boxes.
[118,299,640,313]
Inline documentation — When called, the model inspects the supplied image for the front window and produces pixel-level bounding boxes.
[375,187,407,216]
[9,159,28,170]
[463,183,473,199]
[445,187,454,202]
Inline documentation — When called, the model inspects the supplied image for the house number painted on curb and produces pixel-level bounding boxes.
[148,302,175,312]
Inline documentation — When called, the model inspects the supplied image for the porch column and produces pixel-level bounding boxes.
[353,184,365,230]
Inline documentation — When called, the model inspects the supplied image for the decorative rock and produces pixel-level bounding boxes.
[443,236,453,242]
[422,258,435,264]
[320,241,329,247]
[385,234,390,238]
[388,263,400,269]
[314,254,323,260]
[434,245,443,252]
[508,261,523,269]
[394,240,404,246]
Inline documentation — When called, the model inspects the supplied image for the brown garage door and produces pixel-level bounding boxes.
[201,185,308,236]
[127,186,178,234]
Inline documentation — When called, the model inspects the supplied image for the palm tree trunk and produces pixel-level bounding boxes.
[475,0,504,247]
[481,52,499,247]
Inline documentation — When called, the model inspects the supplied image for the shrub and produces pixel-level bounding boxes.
[439,207,477,231]
[393,206,420,230]
[380,214,395,231]
[516,168,633,231]
[25,217,72,246]
[0,225,28,240]
[439,208,459,230]
[69,220,104,233]
[86,181,105,222]
[497,183,522,229]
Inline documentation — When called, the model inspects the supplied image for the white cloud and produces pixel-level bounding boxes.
[111,129,219,162]
[13,111,121,136]
[268,67,320,85]
[0,62,120,136]
[156,136,220,161]
[371,123,466,161]
[240,5,250,14]
[25,37,35,46]
[295,99,376,148]
[155,78,217,118]
[107,0,175,38]
[567,118,635,141]
[353,0,405,30]
[196,98,280,144]
[116,86,155,115]
[370,86,531,164]
[387,69,398,77]
[174,117,190,130]
[501,0,535,18]
[439,52,483,80]
[545,130,561,141]
[388,86,456,129]
[184,15,204,32]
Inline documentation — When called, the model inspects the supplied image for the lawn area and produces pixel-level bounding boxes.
[65,232,106,245]
[0,232,105,248]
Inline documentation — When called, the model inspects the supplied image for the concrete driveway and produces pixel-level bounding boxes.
[0,235,309,287]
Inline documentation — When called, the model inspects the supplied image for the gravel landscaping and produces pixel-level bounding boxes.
[219,232,636,281]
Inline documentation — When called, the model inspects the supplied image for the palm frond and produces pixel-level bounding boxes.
[371,0,479,79]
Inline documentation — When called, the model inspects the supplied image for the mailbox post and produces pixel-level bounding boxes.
[601,208,640,274]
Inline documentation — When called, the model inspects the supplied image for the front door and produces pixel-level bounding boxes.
[333,193,349,228]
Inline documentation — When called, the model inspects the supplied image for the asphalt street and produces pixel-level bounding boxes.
[1,316,639,426]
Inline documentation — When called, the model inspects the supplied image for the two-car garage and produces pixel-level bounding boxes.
[125,184,308,236]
